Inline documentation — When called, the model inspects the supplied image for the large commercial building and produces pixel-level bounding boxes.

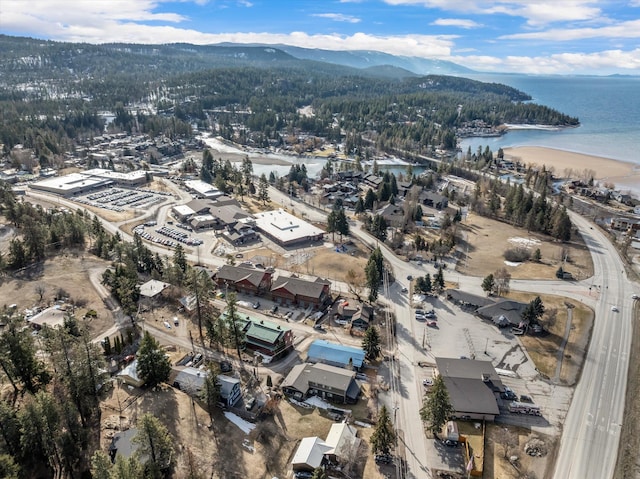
[253,209,324,247]
[30,168,149,196]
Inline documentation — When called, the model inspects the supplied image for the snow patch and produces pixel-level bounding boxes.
[508,237,541,248]
[223,412,256,435]
[504,261,522,267]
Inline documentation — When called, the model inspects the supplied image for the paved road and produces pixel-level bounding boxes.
[552,213,636,479]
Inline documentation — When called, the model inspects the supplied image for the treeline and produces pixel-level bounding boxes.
[0,309,107,478]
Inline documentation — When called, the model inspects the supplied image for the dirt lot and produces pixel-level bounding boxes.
[0,254,114,338]
[506,291,594,385]
[245,240,370,285]
[100,378,385,479]
[457,214,593,280]
[483,423,554,479]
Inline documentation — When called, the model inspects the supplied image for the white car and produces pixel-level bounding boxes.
[611,306,619,312]
[632,294,639,300]
[423,378,433,387]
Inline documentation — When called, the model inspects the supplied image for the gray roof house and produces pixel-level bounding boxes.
[172,367,242,407]
[282,362,361,404]
[476,299,529,327]
[435,357,504,421]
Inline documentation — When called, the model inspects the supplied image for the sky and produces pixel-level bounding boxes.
[1,0,639,75]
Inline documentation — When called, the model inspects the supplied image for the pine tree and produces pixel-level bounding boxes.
[420,375,454,434]
[370,405,396,455]
[134,413,174,471]
[258,173,270,205]
[136,332,171,388]
[362,327,381,361]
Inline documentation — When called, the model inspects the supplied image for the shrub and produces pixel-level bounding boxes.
[503,247,531,263]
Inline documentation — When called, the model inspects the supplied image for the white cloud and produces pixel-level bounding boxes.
[312,13,362,23]
[500,19,640,40]
[431,18,482,29]
[383,0,603,26]
[452,48,640,74]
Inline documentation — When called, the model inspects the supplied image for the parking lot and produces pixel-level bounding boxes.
[73,187,170,213]
[410,294,573,437]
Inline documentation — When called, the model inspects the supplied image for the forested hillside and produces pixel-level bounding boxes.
[0,34,579,162]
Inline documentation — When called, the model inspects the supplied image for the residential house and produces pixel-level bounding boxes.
[292,423,359,473]
[117,360,144,388]
[435,357,504,421]
[419,190,448,210]
[239,317,294,361]
[377,203,405,228]
[270,276,331,310]
[362,173,383,190]
[282,362,361,404]
[172,367,242,407]
[214,265,272,296]
[350,304,374,330]
[611,217,640,233]
[307,339,365,370]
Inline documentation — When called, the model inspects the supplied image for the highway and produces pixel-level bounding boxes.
[552,213,635,479]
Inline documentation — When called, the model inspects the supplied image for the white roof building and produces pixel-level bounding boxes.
[253,209,324,246]
[184,180,223,199]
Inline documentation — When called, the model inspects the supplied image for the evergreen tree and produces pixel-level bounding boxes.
[434,266,445,291]
[420,375,454,434]
[258,173,270,205]
[134,413,174,471]
[136,332,171,388]
[201,363,222,425]
[481,274,495,295]
[362,327,381,361]
[365,260,380,303]
[370,405,396,455]
[225,293,246,360]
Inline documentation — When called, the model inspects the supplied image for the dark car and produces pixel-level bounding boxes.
[271,305,278,313]
[443,439,459,447]
[501,387,517,400]
[520,394,533,403]
[294,472,313,479]
[374,454,393,464]
[219,360,232,373]
[252,301,260,309]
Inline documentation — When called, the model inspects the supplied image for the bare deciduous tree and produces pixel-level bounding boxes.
[496,427,519,459]
[35,283,46,302]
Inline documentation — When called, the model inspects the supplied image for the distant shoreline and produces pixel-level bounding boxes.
[503,146,640,196]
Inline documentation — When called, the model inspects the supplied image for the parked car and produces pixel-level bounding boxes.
[401,287,408,293]
[501,387,517,400]
[520,394,533,403]
[219,360,232,373]
[270,305,279,313]
[374,454,393,464]
[252,301,260,309]
[423,378,433,387]
[163,321,171,329]
[443,439,459,447]
[294,472,313,479]
[611,306,619,312]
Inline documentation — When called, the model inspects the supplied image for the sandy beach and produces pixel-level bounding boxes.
[503,146,640,195]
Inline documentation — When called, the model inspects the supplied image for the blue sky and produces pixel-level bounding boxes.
[1,0,639,75]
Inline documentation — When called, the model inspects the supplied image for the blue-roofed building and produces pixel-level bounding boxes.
[307,339,365,370]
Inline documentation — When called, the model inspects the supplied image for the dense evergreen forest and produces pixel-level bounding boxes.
[0,35,578,161]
